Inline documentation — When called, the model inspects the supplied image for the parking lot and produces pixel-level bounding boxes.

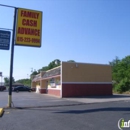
[0,91,82,108]
[0,91,130,108]
[1,91,130,108]
[1,91,130,130]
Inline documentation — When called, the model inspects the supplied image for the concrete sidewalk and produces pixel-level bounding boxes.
[64,94,130,103]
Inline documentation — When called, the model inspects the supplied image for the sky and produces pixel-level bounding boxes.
[0,0,130,81]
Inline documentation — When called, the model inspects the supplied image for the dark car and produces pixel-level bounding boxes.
[13,86,32,92]
[0,86,6,91]
[8,85,24,91]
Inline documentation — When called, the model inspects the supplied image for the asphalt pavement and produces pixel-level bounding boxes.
[0,91,83,108]
[0,91,130,130]
[1,91,130,108]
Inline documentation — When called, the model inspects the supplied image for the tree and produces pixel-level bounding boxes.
[110,55,130,93]
[30,59,61,76]
[4,77,15,85]
[16,79,31,87]
[67,60,75,62]
[31,70,39,76]
[48,59,61,70]
[109,56,120,66]
[38,66,48,73]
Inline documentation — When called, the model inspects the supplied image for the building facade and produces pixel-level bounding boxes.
[31,61,112,97]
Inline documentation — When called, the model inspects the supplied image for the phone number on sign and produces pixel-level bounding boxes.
[17,37,40,43]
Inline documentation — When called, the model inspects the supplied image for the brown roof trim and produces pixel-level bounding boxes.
[33,75,60,82]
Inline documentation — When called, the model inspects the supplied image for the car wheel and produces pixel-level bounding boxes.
[16,90,19,93]
[28,90,31,92]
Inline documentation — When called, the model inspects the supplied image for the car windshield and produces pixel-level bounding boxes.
[15,86,23,88]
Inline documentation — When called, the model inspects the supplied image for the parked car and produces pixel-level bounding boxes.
[13,86,32,92]
[0,86,6,91]
[13,85,25,90]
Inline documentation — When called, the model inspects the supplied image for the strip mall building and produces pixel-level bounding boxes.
[31,61,112,97]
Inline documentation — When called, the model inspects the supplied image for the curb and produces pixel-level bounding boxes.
[0,108,4,117]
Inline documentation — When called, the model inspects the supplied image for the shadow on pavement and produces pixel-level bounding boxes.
[5,105,130,115]
[54,107,130,114]
[67,94,130,99]
[4,103,87,110]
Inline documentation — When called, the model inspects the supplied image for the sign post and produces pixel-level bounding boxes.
[8,8,17,107]
[0,72,2,86]
[0,4,42,108]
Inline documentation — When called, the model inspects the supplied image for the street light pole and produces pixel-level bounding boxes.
[31,68,33,73]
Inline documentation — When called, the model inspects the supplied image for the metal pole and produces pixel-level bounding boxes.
[8,8,17,107]
[1,75,3,86]
[1,76,2,86]
[0,4,16,8]
[0,28,13,31]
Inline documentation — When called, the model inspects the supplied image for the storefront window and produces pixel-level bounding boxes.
[56,79,60,85]
[50,78,56,88]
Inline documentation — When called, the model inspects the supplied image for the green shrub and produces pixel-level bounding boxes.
[114,78,130,93]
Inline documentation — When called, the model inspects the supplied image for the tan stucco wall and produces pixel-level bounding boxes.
[31,82,36,87]
[62,62,112,82]
[40,80,47,89]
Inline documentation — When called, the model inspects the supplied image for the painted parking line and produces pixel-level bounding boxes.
[0,108,4,117]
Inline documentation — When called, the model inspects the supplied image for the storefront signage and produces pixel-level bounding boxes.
[0,30,11,50]
[15,8,42,47]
